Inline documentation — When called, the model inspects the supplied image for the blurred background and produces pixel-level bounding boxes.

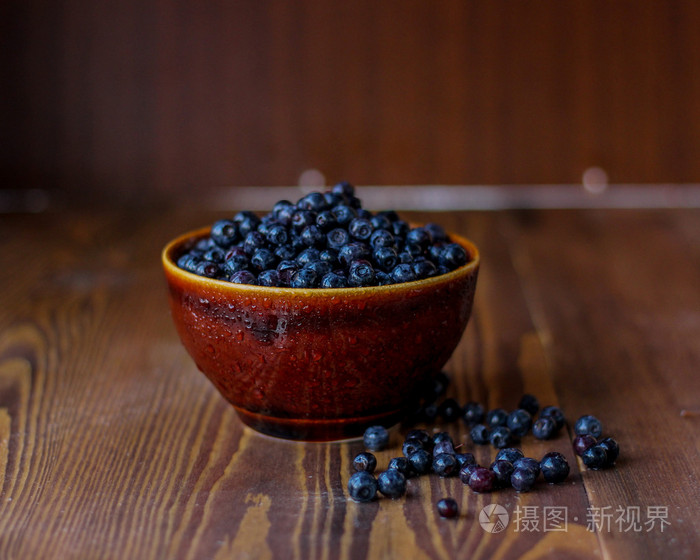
[2,0,700,206]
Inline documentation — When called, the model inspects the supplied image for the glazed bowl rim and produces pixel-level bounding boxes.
[162,225,480,299]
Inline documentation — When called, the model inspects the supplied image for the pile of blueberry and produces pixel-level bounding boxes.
[346,376,621,519]
[176,182,471,288]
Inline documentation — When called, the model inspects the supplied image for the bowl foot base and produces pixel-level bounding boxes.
[233,406,407,442]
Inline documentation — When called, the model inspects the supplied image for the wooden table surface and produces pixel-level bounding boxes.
[0,191,699,559]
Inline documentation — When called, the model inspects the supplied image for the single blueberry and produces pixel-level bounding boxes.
[455,453,476,469]
[372,246,399,272]
[290,268,318,288]
[320,272,347,288]
[436,498,459,519]
[402,438,425,458]
[319,248,339,266]
[296,247,321,267]
[458,463,479,484]
[392,220,410,238]
[462,402,485,426]
[437,398,462,423]
[413,259,437,279]
[573,434,597,456]
[243,231,267,255]
[470,424,490,445]
[315,210,338,232]
[222,254,249,275]
[387,456,417,479]
[257,269,281,287]
[406,227,432,250]
[390,263,416,284]
[369,228,395,249]
[353,452,377,473]
[196,260,221,279]
[491,459,515,488]
[273,244,297,261]
[439,243,468,269]
[532,416,557,440]
[540,452,570,483]
[424,222,447,243]
[540,406,566,431]
[511,467,537,492]
[377,469,407,499]
[347,471,377,502]
[405,429,432,449]
[513,457,541,477]
[495,448,524,464]
[408,449,432,475]
[597,437,620,466]
[370,214,392,231]
[210,219,240,248]
[349,218,374,241]
[348,259,376,287]
[291,209,317,231]
[468,467,496,493]
[297,191,328,212]
[432,453,458,477]
[582,444,608,470]
[331,204,356,226]
[574,415,603,438]
[486,408,509,428]
[433,441,455,457]
[363,425,389,451]
[327,228,350,251]
[507,409,533,437]
[338,242,370,266]
[300,225,325,248]
[518,394,540,416]
[229,270,257,285]
[203,247,225,263]
[251,248,277,272]
[331,181,355,198]
[489,426,514,449]
[305,260,332,277]
[375,271,392,285]
[234,211,261,236]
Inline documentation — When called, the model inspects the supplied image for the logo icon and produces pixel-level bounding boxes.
[479,504,509,533]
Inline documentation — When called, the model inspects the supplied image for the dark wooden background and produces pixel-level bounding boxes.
[3,1,700,201]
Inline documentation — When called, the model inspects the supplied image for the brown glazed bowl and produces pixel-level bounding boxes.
[162,227,480,441]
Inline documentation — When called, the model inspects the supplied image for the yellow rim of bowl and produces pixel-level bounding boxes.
[162,225,479,299]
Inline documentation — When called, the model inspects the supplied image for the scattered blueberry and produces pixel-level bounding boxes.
[433,454,459,477]
[455,453,476,469]
[363,425,389,451]
[540,452,570,483]
[377,469,407,499]
[486,408,509,428]
[507,409,533,437]
[438,398,463,423]
[491,460,515,488]
[495,448,524,464]
[470,424,490,445]
[518,394,540,416]
[468,467,496,493]
[459,463,479,484]
[532,416,557,440]
[347,471,378,502]
[582,444,608,470]
[462,402,485,426]
[574,415,603,438]
[511,467,537,492]
[513,457,541,477]
[489,426,515,449]
[353,452,377,473]
[597,437,620,466]
[408,449,432,475]
[573,434,597,456]
[387,457,417,479]
[437,498,459,518]
[539,406,566,431]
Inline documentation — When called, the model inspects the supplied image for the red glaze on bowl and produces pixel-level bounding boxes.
[162,227,479,441]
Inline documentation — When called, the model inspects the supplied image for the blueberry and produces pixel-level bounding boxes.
[486,408,508,428]
[290,268,318,288]
[222,254,249,275]
[332,181,355,198]
[582,444,608,470]
[347,471,377,502]
[320,272,347,288]
[235,214,261,237]
[257,269,281,287]
[518,394,540,416]
[598,437,620,466]
[370,214,392,231]
[353,452,377,473]
[426,371,450,401]
[229,270,257,285]
[406,227,432,250]
[377,469,407,499]
[348,260,376,287]
[407,449,432,475]
[375,271,392,285]
[405,429,432,450]
[291,209,316,231]
[377,210,400,223]
[324,191,345,207]
[437,398,462,423]
[392,220,410,237]
[372,247,399,272]
[436,498,459,518]
[315,210,338,231]
[540,452,570,483]
[574,415,603,438]
[511,467,537,492]
[319,248,339,266]
[243,231,267,255]
[462,402,485,426]
[458,463,479,484]
[402,438,425,458]
[470,424,490,445]
[273,244,297,261]
[363,425,389,451]
[425,223,447,243]
[369,228,394,249]
[274,201,295,226]
[540,406,566,431]
[495,448,524,464]
[196,260,221,279]
[276,260,298,285]
[513,457,541,477]
[468,467,496,493]
[251,248,277,272]
[177,253,199,272]
[532,416,557,440]
[507,409,533,437]
[338,242,370,266]
[203,247,225,262]
[331,204,356,226]
[491,460,515,488]
[264,224,289,246]
[455,453,476,469]
[300,225,325,247]
[432,441,455,457]
[297,192,328,212]
[327,228,350,251]
[413,259,437,279]
[348,218,373,241]
[489,426,514,449]
[439,243,468,269]
[210,219,240,247]
[433,453,458,477]
[387,457,417,479]
[573,434,597,456]
[390,263,416,283]
[296,247,321,267]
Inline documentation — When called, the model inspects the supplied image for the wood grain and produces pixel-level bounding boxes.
[0,203,698,559]
[3,1,700,200]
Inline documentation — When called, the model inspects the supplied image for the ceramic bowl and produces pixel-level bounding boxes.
[162,227,479,441]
